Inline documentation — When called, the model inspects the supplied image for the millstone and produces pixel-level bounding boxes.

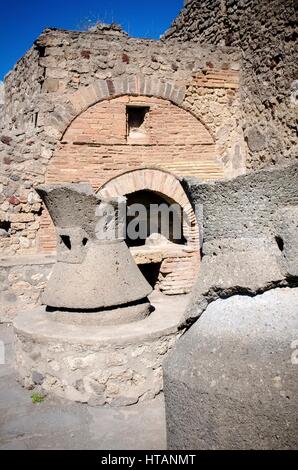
[36,183,152,320]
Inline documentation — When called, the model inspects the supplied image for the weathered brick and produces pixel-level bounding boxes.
[10,213,35,223]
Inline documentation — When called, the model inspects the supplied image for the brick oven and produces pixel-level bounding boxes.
[40,94,224,294]
[0,24,246,315]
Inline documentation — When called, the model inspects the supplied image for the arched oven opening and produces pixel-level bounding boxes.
[124,189,194,293]
[125,190,187,248]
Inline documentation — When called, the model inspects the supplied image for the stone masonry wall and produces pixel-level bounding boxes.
[164,0,298,170]
[0,81,4,126]
[0,25,242,258]
[0,255,54,323]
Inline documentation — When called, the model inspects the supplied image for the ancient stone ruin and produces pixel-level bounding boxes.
[14,183,188,406]
[164,162,298,449]
[35,184,152,320]
[0,0,297,450]
[0,21,243,319]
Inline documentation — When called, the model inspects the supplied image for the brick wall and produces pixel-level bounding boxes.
[48,96,220,185]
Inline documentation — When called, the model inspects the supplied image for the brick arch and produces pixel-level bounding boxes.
[98,168,200,250]
[41,92,223,253]
[49,75,214,141]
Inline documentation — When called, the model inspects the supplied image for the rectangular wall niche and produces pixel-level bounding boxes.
[126,106,149,139]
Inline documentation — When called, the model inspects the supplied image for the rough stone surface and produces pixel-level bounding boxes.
[275,207,298,278]
[164,0,297,170]
[48,301,152,327]
[43,242,153,310]
[13,293,187,406]
[164,288,298,450]
[0,81,4,106]
[182,162,298,325]
[0,324,166,449]
[0,255,54,323]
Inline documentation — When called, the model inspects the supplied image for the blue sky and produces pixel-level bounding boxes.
[0,0,183,81]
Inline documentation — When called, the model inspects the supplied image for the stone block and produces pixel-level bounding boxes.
[9,213,35,223]
[164,288,298,450]
[14,294,186,406]
[42,78,60,93]
[36,184,152,310]
[245,126,267,152]
[181,162,298,324]
[170,86,186,106]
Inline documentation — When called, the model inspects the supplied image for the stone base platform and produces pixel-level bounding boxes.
[13,293,188,407]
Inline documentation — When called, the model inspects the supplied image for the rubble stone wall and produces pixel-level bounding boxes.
[0,255,54,323]
[164,0,298,170]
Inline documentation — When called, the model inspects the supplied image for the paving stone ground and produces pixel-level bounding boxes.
[0,324,166,450]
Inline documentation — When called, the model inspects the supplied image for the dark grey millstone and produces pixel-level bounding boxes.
[36,184,152,312]
[181,162,298,325]
[164,288,298,450]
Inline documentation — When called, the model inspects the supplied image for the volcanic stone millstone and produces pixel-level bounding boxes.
[36,184,152,312]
